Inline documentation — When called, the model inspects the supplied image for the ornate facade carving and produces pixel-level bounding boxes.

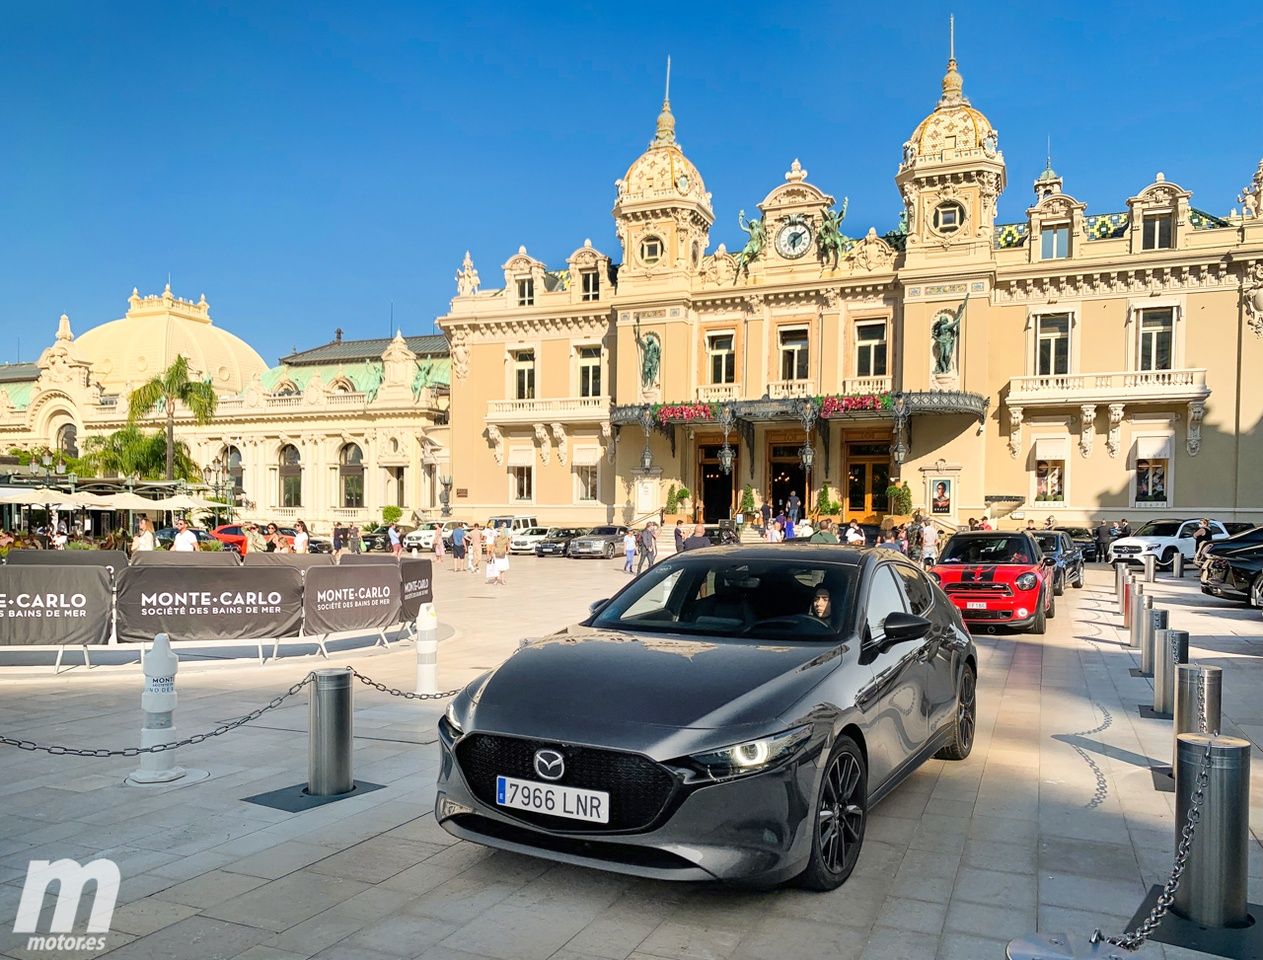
[486,423,504,464]
[847,228,896,274]
[1107,404,1125,458]
[550,422,567,465]
[1244,262,1263,338]
[1079,404,1096,458]
[1186,400,1204,457]
[455,251,480,296]
[1239,158,1262,218]
[533,422,551,463]
[1008,404,1023,458]
[450,327,470,380]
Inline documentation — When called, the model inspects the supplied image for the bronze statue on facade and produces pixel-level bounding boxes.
[734,209,766,279]
[932,297,967,375]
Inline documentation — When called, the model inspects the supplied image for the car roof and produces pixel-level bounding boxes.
[674,543,870,566]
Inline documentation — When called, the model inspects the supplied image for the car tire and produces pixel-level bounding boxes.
[1160,547,1178,569]
[603,543,614,559]
[1053,572,1065,597]
[1047,589,1057,620]
[935,664,977,761]
[1073,564,1085,588]
[796,735,866,892]
[1251,574,1263,610]
[1029,592,1048,634]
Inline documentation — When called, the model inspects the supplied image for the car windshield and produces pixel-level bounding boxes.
[588,527,620,536]
[592,556,858,641]
[522,528,548,537]
[939,535,1035,565]
[1135,521,1183,537]
[1033,533,1060,553]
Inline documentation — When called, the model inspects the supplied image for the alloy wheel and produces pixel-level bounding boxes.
[1251,574,1263,610]
[817,752,864,874]
[957,669,976,751]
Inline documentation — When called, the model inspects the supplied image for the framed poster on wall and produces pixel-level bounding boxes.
[930,477,953,516]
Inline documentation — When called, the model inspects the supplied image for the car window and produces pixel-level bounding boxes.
[618,569,686,621]
[865,566,908,639]
[892,565,933,617]
[1178,523,1195,539]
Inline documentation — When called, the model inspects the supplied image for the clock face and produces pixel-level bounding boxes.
[775,219,812,259]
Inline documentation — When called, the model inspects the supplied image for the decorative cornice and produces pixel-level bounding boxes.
[994,259,1236,304]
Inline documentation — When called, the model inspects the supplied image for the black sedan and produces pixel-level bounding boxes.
[1201,544,1263,607]
[1055,526,1099,563]
[437,545,977,889]
[1200,525,1263,564]
[1033,530,1085,595]
[535,528,586,556]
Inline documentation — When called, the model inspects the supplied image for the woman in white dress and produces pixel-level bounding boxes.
[132,517,156,554]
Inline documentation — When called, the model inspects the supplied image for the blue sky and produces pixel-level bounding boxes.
[2,1,1260,367]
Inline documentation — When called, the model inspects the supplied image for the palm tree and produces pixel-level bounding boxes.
[81,426,200,481]
[127,355,218,480]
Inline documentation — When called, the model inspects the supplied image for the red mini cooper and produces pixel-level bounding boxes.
[931,531,1054,634]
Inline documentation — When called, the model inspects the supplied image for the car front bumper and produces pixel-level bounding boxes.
[567,543,610,557]
[434,721,821,885]
[947,592,1043,628]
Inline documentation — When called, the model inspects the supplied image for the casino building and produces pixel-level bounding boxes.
[437,52,1263,528]
[0,285,451,532]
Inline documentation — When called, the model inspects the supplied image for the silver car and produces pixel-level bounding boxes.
[437,545,976,889]
[566,526,629,559]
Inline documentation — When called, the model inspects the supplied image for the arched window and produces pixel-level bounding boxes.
[223,445,244,496]
[56,423,79,458]
[339,443,364,508]
[279,444,302,508]
[274,381,299,397]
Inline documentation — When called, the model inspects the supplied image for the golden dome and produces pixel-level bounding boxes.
[75,285,267,395]
[908,58,996,159]
[615,97,712,216]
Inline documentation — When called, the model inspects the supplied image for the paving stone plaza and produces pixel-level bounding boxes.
[0,555,1260,960]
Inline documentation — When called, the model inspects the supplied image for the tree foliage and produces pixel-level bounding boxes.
[81,426,200,481]
[127,355,218,480]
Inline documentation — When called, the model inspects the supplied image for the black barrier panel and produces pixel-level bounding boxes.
[337,554,398,565]
[399,558,434,622]
[0,566,112,645]
[116,566,302,643]
[130,550,242,566]
[303,564,400,634]
[4,550,130,571]
[243,552,335,568]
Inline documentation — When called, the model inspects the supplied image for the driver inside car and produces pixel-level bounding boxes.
[809,588,832,624]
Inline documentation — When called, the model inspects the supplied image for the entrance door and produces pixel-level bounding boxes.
[844,442,892,523]
[768,444,808,520]
[697,445,736,523]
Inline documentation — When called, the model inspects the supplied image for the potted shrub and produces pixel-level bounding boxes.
[739,484,757,523]
[675,486,692,521]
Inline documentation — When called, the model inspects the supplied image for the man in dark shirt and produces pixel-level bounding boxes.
[1192,519,1213,563]
[1094,520,1111,562]
[786,491,801,523]
[674,520,685,554]
[682,523,711,551]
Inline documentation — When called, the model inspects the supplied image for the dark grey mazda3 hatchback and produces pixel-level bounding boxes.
[436,545,977,890]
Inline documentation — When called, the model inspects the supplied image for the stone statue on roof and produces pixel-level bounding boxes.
[455,251,480,296]
[734,209,766,280]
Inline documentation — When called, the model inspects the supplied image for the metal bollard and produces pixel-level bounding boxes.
[1153,627,1187,716]
[308,668,354,797]
[415,603,439,696]
[1172,734,1251,928]
[1114,561,1126,599]
[1172,550,1185,579]
[1128,584,1146,648]
[129,633,187,784]
[1175,664,1222,765]
[1143,554,1156,582]
[1138,597,1156,674]
[1122,573,1133,624]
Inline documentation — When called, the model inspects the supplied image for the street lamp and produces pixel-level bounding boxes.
[799,442,815,472]
[640,446,653,471]
[202,457,230,527]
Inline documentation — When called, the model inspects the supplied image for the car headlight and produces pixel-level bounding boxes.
[687,725,812,781]
[1015,572,1039,591]
[444,701,464,734]
[929,571,942,583]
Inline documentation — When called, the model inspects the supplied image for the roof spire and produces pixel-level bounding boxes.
[950,13,955,61]
[938,15,966,106]
[654,55,676,145]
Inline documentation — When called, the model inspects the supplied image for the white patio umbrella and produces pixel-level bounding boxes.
[0,487,67,505]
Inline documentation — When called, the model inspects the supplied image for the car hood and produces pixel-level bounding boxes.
[933,563,1036,582]
[466,624,845,747]
[1112,536,1164,549]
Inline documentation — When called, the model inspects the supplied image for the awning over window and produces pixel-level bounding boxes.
[507,447,533,466]
[1135,435,1172,461]
[572,446,600,466]
[1033,436,1070,461]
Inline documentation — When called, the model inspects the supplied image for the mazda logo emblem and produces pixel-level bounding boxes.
[533,749,565,781]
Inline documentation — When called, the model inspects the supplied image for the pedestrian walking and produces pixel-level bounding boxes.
[433,523,446,561]
[674,520,685,554]
[1094,519,1111,561]
[388,522,402,558]
[1193,518,1213,564]
[350,525,362,554]
[636,523,657,574]
[760,499,772,530]
[131,516,156,554]
[682,523,711,551]
[293,520,310,555]
[171,518,198,552]
[450,523,466,572]
[786,490,801,523]
[808,518,839,544]
[493,526,511,584]
[920,521,940,567]
[766,519,784,543]
[623,529,637,573]
[907,515,923,563]
[332,523,345,558]
[467,524,482,572]
[844,520,865,545]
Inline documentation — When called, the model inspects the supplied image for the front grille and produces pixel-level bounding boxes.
[454,733,677,833]
[945,582,1013,595]
[963,609,1014,621]
[1114,545,1140,555]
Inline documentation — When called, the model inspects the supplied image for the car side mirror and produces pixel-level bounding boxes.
[1042,555,1056,566]
[880,611,931,649]
[589,598,610,617]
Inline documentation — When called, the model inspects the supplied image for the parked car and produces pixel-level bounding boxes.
[1200,543,1263,607]
[567,526,629,559]
[1108,518,1241,568]
[508,527,552,554]
[358,525,414,552]
[210,523,252,553]
[931,531,1055,633]
[209,523,328,554]
[155,526,215,549]
[485,515,539,535]
[702,524,741,546]
[436,545,976,889]
[1199,525,1263,563]
[1054,526,1099,563]
[1032,530,1085,595]
[534,527,587,556]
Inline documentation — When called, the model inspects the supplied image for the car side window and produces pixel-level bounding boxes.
[1178,523,1194,539]
[865,566,908,640]
[892,565,933,617]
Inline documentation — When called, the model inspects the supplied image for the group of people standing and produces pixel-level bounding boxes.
[434,522,513,584]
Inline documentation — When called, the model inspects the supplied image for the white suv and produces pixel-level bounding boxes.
[510,526,552,554]
[403,520,467,551]
[1108,518,1230,567]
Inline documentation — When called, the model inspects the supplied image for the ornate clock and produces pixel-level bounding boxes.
[775,218,812,259]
